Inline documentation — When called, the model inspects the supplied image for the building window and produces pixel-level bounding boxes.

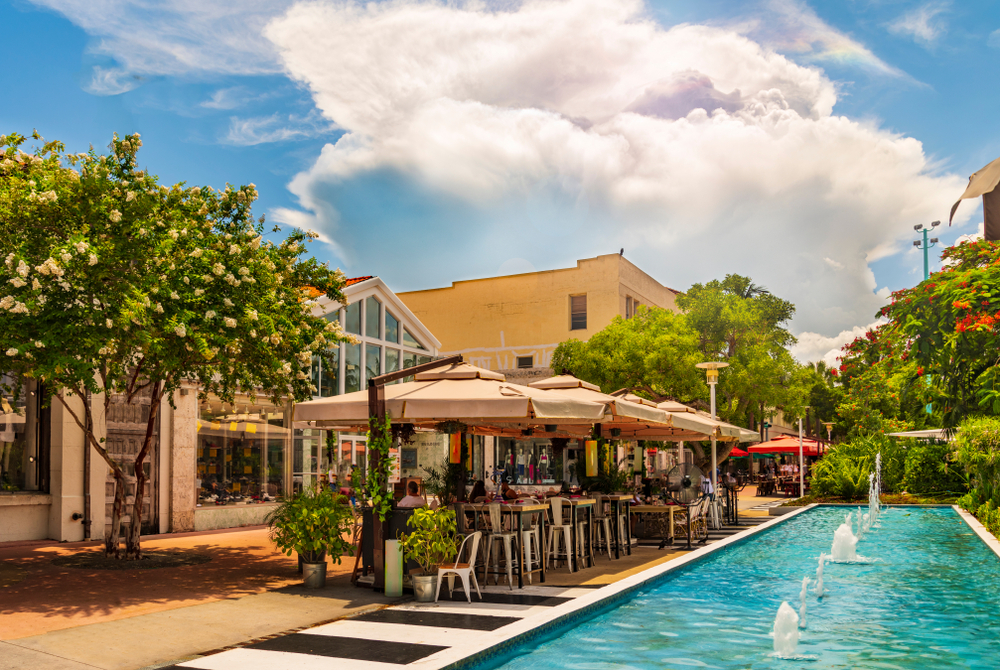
[0,375,36,493]
[517,355,533,369]
[344,343,362,393]
[365,344,381,386]
[345,302,361,335]
[403,327,426,350]
[197,396,286,503]
[385,348,400,376]
[570,294,587,330]
[365,296,382,339]
[385,310,400,344]
[626,296,633,319]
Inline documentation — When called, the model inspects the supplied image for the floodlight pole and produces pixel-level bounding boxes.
[696,361,729,529]
[913,221,940,281]
[798,418,804,498]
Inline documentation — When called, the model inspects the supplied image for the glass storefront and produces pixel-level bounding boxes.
[196,395,287,504]
[0,375,31,492]
[494,438,558,486]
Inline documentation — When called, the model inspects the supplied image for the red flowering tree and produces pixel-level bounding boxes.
[865,239,1000,428]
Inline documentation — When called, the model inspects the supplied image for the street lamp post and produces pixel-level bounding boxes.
[696,361,729,505]
[913,221,939,415]
[822,421,834,454]
[913,221,941,281]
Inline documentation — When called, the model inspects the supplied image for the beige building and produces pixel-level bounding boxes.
[398,253,680,382]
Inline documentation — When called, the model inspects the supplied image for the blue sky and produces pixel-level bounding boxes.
[3,0,998,362]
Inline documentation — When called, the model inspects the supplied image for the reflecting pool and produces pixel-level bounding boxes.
[482,507,1000,670]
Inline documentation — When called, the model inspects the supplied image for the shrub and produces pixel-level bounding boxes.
[954,416,1000,508]
[902,442,967,494]
[398,507,460,574]
[811,434,907,498]
[265,488,355,564]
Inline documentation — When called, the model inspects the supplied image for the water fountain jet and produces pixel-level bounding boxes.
[799,577,810,628]
[815,553,825,598]
[773,602,800,657]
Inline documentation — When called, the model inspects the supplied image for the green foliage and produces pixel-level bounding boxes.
[902,442,967,494]
[581,440,631,494]
[398,506,460,574]
[954,415,1000,510]
[810,434,907,498]
[422,460,465,505]
[550,307,704,400]
[879,239,1000,427]
[265,488,355,564]
[365,415,394,522]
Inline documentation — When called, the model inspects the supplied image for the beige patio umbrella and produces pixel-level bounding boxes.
[657,400,759,442]
[949,155,1000,241]
[528,375,670,425]
[294,362,606,434]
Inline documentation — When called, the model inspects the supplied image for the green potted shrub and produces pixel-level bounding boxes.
[398,507,461,602]
[265,488,355,588]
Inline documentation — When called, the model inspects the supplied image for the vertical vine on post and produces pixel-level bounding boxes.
[366,415,395,522]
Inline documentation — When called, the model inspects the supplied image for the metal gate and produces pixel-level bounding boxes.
[105,388,159,536]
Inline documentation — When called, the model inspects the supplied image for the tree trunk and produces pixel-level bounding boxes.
[105,470,127,558]
[124,381,162,561]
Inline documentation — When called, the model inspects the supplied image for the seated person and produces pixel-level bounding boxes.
[397,480,427,508]
[469,479,487,502]
[500,481,519,501]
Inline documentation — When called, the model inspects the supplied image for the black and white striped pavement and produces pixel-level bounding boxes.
[159,585,594,670]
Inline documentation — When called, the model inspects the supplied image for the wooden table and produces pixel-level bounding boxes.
[630,505,684,546]
[460,503,548,588]
[599,495,633,559]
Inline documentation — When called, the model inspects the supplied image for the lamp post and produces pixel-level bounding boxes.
[798,408,808,499]
[695,361,729,499]
[913,221,941,281]
[822,421,834,455]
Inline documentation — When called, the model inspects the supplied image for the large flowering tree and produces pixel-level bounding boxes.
[0,131,351,559]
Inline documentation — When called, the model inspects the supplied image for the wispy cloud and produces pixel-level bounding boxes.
[224,110,338,145]
[988,29,1000,49]
[888,2,950,46]
[748,0,916,81]
[202,86,269,110]
[85,66,143,96]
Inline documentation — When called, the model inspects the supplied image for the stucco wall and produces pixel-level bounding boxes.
[398,254,679,372]
[193,503,278,531]
[0,494,52,542]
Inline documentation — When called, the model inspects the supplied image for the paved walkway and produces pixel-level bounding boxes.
[1,489,788,670]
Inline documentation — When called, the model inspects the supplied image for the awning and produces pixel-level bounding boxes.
[887,429,952,441]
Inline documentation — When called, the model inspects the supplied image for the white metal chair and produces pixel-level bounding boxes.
[546,497,574,570]
[436,531,483,603]
[592,501,613,559]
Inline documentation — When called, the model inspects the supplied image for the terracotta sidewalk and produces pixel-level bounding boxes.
[0,526,352,640]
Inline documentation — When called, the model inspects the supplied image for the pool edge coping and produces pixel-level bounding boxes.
[411,503,819,670]
[953,504,1000,559]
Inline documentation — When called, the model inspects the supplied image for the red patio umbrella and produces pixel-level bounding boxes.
[728,447,750,457]
[747,435,821,457]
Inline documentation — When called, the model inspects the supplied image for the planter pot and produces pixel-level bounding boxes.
[302,561,327,588]
[297,550,326,574]
[412,573,437,602]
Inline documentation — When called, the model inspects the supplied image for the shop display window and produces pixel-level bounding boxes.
[0,375,33,492]
[493,438,557,486]
[196,396,286,505]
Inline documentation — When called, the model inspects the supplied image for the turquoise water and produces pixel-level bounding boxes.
[484,507,1000,670]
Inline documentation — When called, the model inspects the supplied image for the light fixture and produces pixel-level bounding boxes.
[914,224,924,231]
[695,361,730,383]
[931,220,941,227]
[913,240,921,247]
[930,238,939,244]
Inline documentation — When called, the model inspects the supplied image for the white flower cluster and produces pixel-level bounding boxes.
[73,241,89,254]
[205,310,216,320]
[88,253,98,266]
[174,324,187,337]
[35,258,64,278]
[28,190,58,204]
[224,317,237,328]
[0,296,28,313]
[224,273,239,286]
[190,248,203,258]
[6,348,17,356]
[109,210,122,223]
[228,244,240,255]
[238,267,249,276]
[246,309,258,320]
[194,289,204,296]
[212,263,225,276]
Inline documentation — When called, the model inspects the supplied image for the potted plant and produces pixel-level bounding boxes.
[398,507,461,602]
[265,488,355,588]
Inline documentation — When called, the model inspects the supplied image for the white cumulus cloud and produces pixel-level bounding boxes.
[263,0,967,334]
[888,3,950,45]
[791,319,887,366]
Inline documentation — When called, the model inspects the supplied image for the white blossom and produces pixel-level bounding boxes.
[155,303,164,314]
[4,253,14,268]
[270,333,282,345]
[126,191,135,202]
[5,348,17,356]
[109,210,122,223]
[183,276,190,284]
[250,329,257,338]
[194,289,204,296]
[281,362,292,374]
[224,317,237,328]
[9,302,28,314]
[106,318,113,328]
[169,230,179,241]
[174,324,187,337]
[170,291,180,300]
[296,371,308,380]
[228,244,240,255]
[238,267,250,276]
[31,278,41,290]
[224,274,237,285]
[0,296,12,309]
[190,248,203,258]
[60,252,72,263]
[88,253,98,266]
[212,263,225,276]
[10,277,26,288]
[224,298,234,307]
[205,310,216,319]
[247,309,258,321]
[16,260,29,277]
[37,294,46,305]
[34,340,44,348]
[73,241,89,254]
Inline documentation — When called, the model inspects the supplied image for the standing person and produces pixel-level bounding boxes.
[327,467,337,492]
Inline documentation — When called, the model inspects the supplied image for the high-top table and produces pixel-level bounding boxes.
[566,498,596,572]
[599,494,633,559]
[460,502,548,588]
